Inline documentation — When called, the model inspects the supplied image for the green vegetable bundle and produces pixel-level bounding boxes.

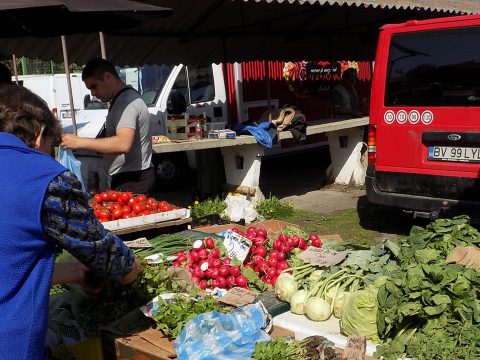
[375,216,480,360]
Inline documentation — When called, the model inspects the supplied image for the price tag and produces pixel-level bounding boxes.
[219,287,257,307]
[124,237,153,248]
[297,246,349,267]
[223,230,252,262]
[343,336,366,360]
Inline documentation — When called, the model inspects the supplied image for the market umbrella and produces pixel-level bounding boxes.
[0,0,172,134]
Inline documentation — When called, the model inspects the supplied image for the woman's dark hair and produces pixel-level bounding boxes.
[82,58,119,81]
[0,85,62,148]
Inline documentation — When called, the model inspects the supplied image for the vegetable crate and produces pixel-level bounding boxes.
[165,113,189,140]
[50,337,104,360]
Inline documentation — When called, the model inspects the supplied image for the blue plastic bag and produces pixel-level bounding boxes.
[174,303,270,360]
[57,146,86,192]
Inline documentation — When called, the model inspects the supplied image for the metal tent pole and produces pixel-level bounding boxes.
[12,54,18,84]
[99,32,107,59]
[61,35,77,135]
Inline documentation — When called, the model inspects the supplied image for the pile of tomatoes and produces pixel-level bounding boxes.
[90,191,176,222]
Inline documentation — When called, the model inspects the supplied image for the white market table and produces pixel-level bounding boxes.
[152,117,369,202]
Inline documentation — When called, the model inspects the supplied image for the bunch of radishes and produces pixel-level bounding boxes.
[242,226,322,286]
[172,236,248,291]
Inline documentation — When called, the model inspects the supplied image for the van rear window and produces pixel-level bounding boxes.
[385,26,480,107]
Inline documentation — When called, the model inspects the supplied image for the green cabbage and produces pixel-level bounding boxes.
[340,287,379,342]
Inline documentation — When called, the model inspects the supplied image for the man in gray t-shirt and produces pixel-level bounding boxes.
[61,58,155,194]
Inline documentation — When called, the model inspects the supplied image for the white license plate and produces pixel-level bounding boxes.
[428,146,480,163]
[60,110,72,119]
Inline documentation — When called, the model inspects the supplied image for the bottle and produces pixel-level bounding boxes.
[195,122,202,140]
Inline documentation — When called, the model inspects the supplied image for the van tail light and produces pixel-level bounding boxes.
[367,125,376,165]
[52,108,58,119]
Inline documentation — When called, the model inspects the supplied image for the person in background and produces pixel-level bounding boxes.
[333,67,366,119]
[0,63,12,85]
[0,84,140,360]
[61,58,155,195]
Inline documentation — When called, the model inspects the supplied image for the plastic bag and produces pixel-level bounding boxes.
[57,146,86,192]
[222,194,258,223]
[174,303,270,360]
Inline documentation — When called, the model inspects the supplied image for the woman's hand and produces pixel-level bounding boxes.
[52,262,102,293]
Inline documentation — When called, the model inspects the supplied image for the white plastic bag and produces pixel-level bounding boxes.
[222,194,258,223]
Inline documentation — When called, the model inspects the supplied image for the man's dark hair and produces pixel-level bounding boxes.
[342,68,358,81]
[0,63,12,85]
[82,58,119,81]
[0,85,62,148]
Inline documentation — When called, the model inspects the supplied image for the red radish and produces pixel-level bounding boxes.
[311,238,322,248]
[244,263,254,269]
[256,229,267,239]
[236,274,248,287]
[218,265,230,278]
[226,275,236,288]
[172,261,180,267]
[198,249,209,259]
[308,234,320,241]
[277,233,288,242]
[231,228,239,233]
[209,248,221,258]
[205,237,215,249]
[269,250,279,259]
[199,280,208,289]
[190,250,200,263]
[258,261,269,274]
[223,257,232,265]
[261,275,271,284]
[195,269,206,280]
[216,277,227,288]
[268,258,278,268]
[192,276,200,284]
[273,240,283,251]
[252,255,264,265]
[193,240,205,250]
[267,267,277,278]
[271,276,278,285]
[286,238,295,248]
[291,235,300,247]
[277,252,286,261]
[298,237,307,250]
[212,279,218,288]
[211,258,222,268]
[277,261,289,271]
[229,265,241,277]
[199,262,209,272]
[255,247,267,257]
[176,254,187,263]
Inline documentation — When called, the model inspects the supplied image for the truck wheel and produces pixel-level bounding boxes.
[153,153,189,189]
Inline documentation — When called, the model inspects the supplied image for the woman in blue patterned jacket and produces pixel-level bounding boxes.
[0,84,140,360]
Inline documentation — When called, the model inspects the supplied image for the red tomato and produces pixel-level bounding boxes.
[99,208,111,221]
[93,194,102,204]
[158,200,168,207]
[120,192,131,203]
[109,191,119,202]
[135,195,147,203]
[112,209,123,220]
[141,210,152,216]
[127,198,136,207]
[121,206,131,215]
[132,203,142,214]
[100,192,109,202]
[146,197,157,205]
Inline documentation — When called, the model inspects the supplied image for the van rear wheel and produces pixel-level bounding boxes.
[153,153,189,190]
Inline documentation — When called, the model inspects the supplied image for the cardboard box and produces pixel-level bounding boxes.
[253,219,300,240]
[195,223,247,235]
[208,129,237,139]
[114,326,294,360]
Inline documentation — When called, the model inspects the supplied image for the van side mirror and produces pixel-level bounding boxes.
[167,90,187,114]
[83,94,91,109]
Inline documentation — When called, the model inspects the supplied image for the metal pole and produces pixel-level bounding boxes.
[61,35,77,135]
[12,54,18,85]
[233,62,244,122]
[265,60,272,110]
[99,32,107,59]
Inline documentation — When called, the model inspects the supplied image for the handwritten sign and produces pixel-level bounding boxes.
[223,230,252,262]
[297,246,349,267]
[343,336,366,360]
[124,237,152,248]
[219,287,257,307]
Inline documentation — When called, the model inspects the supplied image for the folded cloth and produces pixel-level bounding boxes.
[233,122,278,148]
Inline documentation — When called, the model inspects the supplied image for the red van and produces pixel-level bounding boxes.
[366,15,480,219]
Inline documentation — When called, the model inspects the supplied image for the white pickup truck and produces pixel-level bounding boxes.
[72,63,228,190]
